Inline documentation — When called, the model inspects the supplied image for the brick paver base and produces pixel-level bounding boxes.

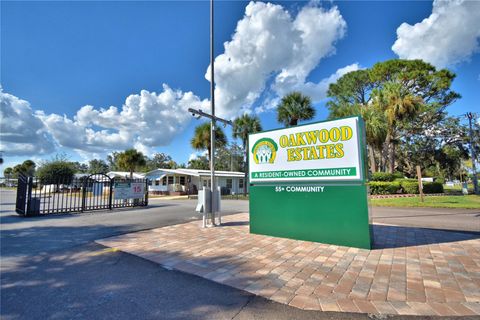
[96,213,480,316]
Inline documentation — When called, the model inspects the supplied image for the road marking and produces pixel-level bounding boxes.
[89,247,118,256]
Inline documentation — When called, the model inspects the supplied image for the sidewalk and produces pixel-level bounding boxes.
[96,213,480,316]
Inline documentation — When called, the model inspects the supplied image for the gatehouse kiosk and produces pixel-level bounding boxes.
[249,116,372,249]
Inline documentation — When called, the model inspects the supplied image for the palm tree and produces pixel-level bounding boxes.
[374,82,423,173]
[277,91,315,127]
[117,149,147,178]
[190,122,227,163]
[328,103,387,173]
[233,114,262,194]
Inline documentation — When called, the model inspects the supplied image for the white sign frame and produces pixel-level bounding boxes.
[248,116,365,183]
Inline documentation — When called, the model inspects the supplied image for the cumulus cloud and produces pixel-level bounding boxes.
[392,0,480,68]
[206,1,347,119]
[0,88,56,156]
[37,84,209,155]
[188,150,208,162]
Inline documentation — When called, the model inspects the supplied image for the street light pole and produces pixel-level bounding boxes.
[466,112,479,194]
[189,0,233,227]
[209,0,216,226]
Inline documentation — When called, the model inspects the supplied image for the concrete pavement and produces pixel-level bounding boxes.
[97,213,480,317]
[1,189,479,319]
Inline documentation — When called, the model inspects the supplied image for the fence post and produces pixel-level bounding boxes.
[25,176,33,215]
[109,178,114,210]
[81,178,87,212]
[145,179,149,206]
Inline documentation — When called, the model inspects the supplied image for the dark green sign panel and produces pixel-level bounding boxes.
[249,184,371,249]
[248,116,372,249]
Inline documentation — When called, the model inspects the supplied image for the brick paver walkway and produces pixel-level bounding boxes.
[96,213,480,316]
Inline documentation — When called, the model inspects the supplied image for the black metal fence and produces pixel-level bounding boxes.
[15,173,148,216]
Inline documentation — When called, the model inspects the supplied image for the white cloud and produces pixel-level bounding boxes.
[0,88,56,156]
[37,84,209,155]
[206,1,347,119]
[278,63,360,102]
[392,0,480,68]
[188,150,208,162]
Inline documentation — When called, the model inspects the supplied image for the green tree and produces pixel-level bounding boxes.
[3,167,13,186]
[277,91,315,127]
[12,160,36,177]
[187,156,210,170]
[106,152,120,171]
[88,159,109,174]
[215,143,245,172]
[373,82,423,172]
[36,161,76,185]
[3,167,13,177]
[327,59,460,174]
[233,114,262,193]
[72,162,89,174]
[190,122,227,162]
[144,153,177,171]
[116,149,147,179]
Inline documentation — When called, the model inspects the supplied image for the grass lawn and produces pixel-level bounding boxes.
[371,195,480,209]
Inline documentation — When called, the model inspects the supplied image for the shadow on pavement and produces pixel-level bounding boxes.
[372,224,480,249]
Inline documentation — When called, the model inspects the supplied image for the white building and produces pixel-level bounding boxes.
[144,168,247,195]
[107,171,146,179]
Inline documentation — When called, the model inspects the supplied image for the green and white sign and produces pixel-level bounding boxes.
[114,182,145,200]
[249,117,363,183]
[249,116,372,249]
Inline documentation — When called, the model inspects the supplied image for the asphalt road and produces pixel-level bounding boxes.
[1,189,478,320]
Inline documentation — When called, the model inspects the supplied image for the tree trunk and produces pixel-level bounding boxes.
[389,142,396,174]
[385,132,393,173]
[368,145,377,173]
[290,118,298,126]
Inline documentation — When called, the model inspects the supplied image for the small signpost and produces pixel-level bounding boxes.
[248,116,372,249]
[416,165,424,202]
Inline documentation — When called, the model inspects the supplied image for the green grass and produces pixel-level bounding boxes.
[371,195,480,209]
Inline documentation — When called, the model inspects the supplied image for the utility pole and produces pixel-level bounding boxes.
[189,0,233,226]
[466,112,479,194]
[210,0,216,226]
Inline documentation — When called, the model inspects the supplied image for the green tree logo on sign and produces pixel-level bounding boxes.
[252,138,278,164]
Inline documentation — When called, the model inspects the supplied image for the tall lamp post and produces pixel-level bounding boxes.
[209,0,216,226]
[188,0,233,226]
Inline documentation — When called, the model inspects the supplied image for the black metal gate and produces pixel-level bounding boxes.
[15,173,148,216]
[15,174,29,214]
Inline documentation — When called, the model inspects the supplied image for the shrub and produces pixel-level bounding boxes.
[401,181,419,194]
[371,172,396,182]
[37,161,75,185]
[435,177,445,184]
[423,182,444,194]
[369,181,401,195]
[393,171,404,179]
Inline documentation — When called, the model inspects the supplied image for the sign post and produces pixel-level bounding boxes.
[416,165,424,202]
[248,116,372,249]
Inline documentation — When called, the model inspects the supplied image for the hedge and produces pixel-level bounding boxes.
[371,172,396,182]
[399,181,443,194]
[369,181,401,194]
[401,181,419,194]
[423,182,444,194]
[368,181,444,195]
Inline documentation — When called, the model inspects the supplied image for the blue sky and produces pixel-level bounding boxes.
[1,0,479,169]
